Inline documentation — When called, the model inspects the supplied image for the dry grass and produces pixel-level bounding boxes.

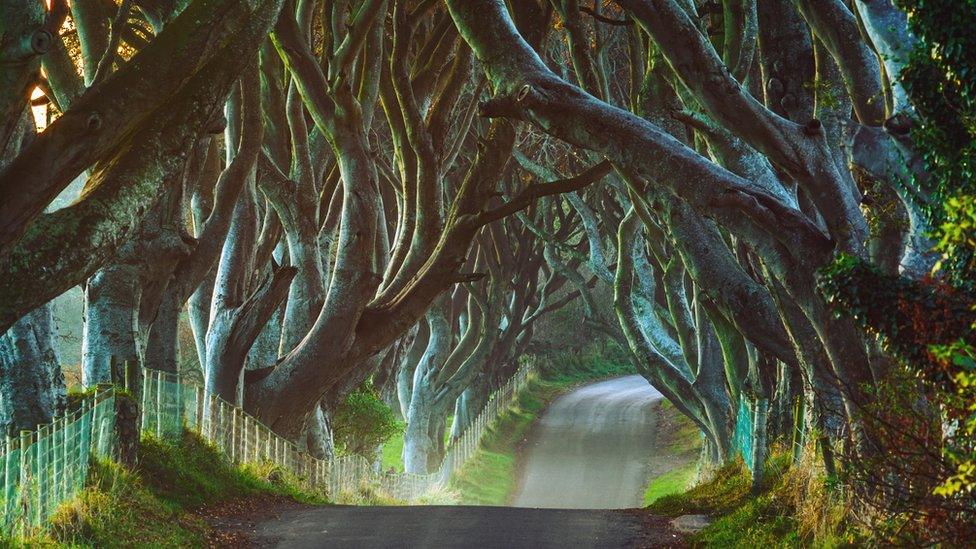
[647,444,859,547]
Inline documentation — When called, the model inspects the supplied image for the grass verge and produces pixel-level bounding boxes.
[12,430,324,547]
[642,400,702,505]
[449,347,635,505]
[647,449,858,547]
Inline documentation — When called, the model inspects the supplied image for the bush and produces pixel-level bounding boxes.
[332,384,401,458]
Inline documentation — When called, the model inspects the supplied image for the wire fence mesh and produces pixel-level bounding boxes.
[140,363,534,502]
[0,360,534,534]
[732,397,755,471]
[0,387,116,536]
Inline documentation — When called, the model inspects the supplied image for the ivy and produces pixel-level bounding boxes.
[896,0,976,193]
[819,255,976,385]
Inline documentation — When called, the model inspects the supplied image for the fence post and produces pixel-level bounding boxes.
[35,424,48,525]
[141,373,149,433]
[230,409,237,463]
[155,370,164,438]
[51,418,61,505]
[175,371,183,433]
[193,385,202,433]
[242,410,247,463]
[211,395,219,442]
[18,430,31,535]
[79,399,90,479]
[254,422,260,462]
[61,415,69,501]
[4,435,14,527]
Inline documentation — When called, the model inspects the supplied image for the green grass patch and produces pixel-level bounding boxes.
[381,423,406,472]
[643,462,698,505]
[449,378,558,505]
[380,415,454,473]
[648,456,785,518]
[14,430,323,547]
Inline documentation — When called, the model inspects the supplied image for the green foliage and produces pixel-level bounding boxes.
[819,253,976,383]
[821,253,976,533]
[380,426,405,472]
[895,0,976,285]
[837,365,976,543]
[896,0,976,186]
[332,384,401,458]
[934,194,976,286]
[533,342,636,384]
[817,1,976,518]
[936,365,976,497]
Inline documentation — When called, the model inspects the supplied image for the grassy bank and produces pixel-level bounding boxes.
[647,450,856,547]
[13,431,323,547]
[449,347,634,505]
[641,400,702,505]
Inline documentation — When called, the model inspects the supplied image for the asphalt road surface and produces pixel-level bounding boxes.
[242,505,681,548]
[232,376,678,548]
[513,375,664,509]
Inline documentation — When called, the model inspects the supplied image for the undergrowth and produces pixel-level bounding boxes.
[649,449,858,547]
[10,430,323,547]
[449,346,634,505]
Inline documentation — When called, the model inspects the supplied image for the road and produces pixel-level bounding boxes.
[513,375,664,508]
[221,375,679,548]
[235,504,681,548]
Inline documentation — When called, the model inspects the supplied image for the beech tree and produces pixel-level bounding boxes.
[0,0,600,450]
[438,0,940,490]
[1,0,968,535]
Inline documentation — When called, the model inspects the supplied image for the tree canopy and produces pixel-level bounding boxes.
[1,0,974,542]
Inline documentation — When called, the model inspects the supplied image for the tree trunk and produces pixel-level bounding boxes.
[305,403,335,460]
[450,388,472,441]
[81,262,140,386]
[403,303,451,474]
[0,304,66,436]
[143,287,181,374]
[750,397,769,494]
[402,381,437,474]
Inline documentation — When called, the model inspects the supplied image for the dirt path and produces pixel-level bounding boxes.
[227,504,683,548]
[512,375,664,509]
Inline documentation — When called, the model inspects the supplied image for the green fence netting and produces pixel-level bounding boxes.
[0,388,115,536]
[732,397,755,471]
[0,362,535,535]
